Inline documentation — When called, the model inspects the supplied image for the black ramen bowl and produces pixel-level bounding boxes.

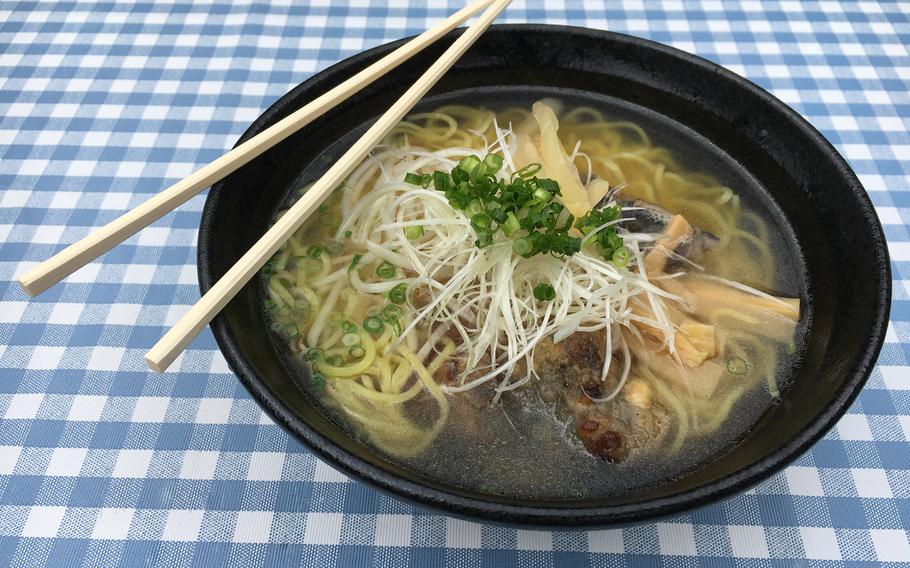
[198,25,890,527]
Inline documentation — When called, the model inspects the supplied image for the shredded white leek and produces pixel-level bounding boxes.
[334,122,680,394]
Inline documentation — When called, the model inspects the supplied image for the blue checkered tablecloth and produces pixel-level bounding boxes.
[0,0,908,566]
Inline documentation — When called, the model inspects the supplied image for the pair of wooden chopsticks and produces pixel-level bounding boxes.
[18,0,512,372]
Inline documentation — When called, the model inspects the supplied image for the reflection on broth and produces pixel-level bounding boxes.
[262,100,803,499]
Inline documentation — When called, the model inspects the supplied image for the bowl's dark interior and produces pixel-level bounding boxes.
[199,25,890,526]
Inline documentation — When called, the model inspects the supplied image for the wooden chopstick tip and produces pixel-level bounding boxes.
[144,352,168,374]
[17,271,47,298]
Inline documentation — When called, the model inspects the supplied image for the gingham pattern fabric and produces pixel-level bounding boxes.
[0,0,907,566]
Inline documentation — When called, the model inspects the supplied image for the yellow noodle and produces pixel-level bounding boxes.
[314,331,376,377]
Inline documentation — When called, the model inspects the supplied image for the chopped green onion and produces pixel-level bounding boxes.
[305,245,323,258]
[404,172,424,186]
[482,153,503,173]
[451,166,468,185]
[611,246,631,268]
[339,320,357,334]
[376,261,396,279]
[388,318,402,336]
[533,282,556,301]
[474,229,493,249]
[303,348,323,362]
[348,254,362,272]
[388,283,408,304]
[348,345,365,358]
[514,163,542,179]
[433,171,450,192]
[382,304,404,321]
[326,354,344,366]
[413,155,624,260]
[471,213,492,231]
[310,372,326,390]
[513,237,533,257]
[786,341,796,355]
[404,225,424,240]
[536,178,558,193]
[341,333,360,347]
[502,212,521,237]
[343,230,352,238]
[488,207,507,224]
[458,155,481,175]
[363,316,384,334]
[533,188,552,202]
[575,206,624,262]
[726,356,749,375]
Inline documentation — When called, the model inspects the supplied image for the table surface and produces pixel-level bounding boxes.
[1,0,908,566]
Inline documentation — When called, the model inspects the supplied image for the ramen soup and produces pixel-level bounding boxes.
[261,100,804,499]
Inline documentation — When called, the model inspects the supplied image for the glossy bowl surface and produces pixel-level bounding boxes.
[198,25,890,527]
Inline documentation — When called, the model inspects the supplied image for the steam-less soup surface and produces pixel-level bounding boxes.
[262,100,804,499]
